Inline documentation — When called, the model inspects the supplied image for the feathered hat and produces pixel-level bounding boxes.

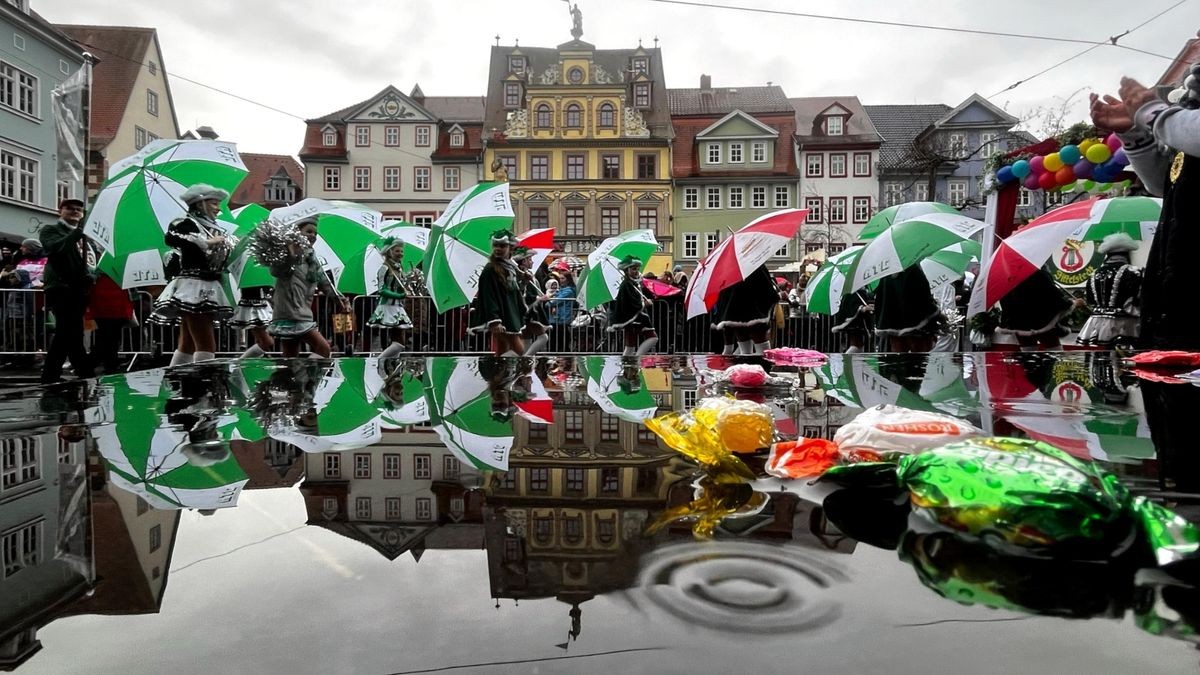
[180,184,229,205]
[491,229,517,245]
[617,255,642,271]
[1098,232,1138,255]
[375,236,404,252]
[512,246,533,261]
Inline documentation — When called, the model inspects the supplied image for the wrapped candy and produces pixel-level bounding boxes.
[763,347,828,366]
[833,404,982,455]
[698,363,793,391]
[645,480,767,539]
[644,396,775,481]
[697,397,774,454]
[765,438,881,479]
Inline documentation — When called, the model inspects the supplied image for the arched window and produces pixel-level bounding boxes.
[535,104,552,129]
[598,102,615,128]
[565,103,582,128]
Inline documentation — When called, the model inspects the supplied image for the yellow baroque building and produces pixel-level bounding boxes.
[482,35,674,264]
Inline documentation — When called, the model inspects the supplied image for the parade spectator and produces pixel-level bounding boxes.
[547,271,577,352]
[39,198,93,383]
[672,264,688,290]
[88,272,135,374]
[2,238,45,356]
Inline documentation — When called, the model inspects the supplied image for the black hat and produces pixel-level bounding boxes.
[59,197,84,209]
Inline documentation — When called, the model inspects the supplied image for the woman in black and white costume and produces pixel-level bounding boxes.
[608,256,657,357]
[154,184,236,365]
[230,286,274,358]
[514,246,552,356]
[713,265,777,355]
[1077,232,1143,349]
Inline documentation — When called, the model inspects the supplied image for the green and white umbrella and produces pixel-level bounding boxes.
[85,139,248,289]
[266,359,383,453]
[919,240,982,295]
[381,220,430,272]
[813,355,942,413]
[422,182,515,312]
[579,355,660,423]
[269,198,386,295]
[577,229,659,310]
[423,356,514,471]
[805,245,864,315]
[225,203,275,290]
[857,201,959,241]
[364,357,430,429]
[847,213,986,292]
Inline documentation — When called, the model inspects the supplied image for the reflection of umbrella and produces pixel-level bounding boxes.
[365,357,430,429]
[813,355,946,413]
[685,209,807,319]
[423,357,514,471]
[580,355,659,423]
[266,360,382,453]
[516,227,555,271]
[848,213,986,292]
[857,201,959,241]
[642,278,682,298]
[577,229,659,310]
[968,197,1161,316]
[269,198,386,295]
[514,373,554,425]
[422,182,515,312]
[86,139,249,288]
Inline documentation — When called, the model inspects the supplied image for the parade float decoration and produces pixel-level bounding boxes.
[985,125,1136,196]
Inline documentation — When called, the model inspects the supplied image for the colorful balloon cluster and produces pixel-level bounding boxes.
[993,133,1130,192]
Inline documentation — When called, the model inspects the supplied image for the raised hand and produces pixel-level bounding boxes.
[1090,92,1133,133]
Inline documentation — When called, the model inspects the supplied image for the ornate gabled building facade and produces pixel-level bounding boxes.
[230,153,304,210]
[298,84,484,225]
[482,28,673,263]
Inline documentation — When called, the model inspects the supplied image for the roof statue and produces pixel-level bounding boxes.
[568,1,583,40]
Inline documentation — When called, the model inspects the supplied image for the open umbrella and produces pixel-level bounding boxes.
[422,182,515,312]
[684,209,807,319]
[516,227,555,271]
[967,196,1161,316]
[919,240,981,295]
[642,277,682,299]
[577,229,660,310]
[225,204,275,292]
[805,245,864,315]
[366,357,430,429]
[847,213,986,292]
[514,373,555,425]
[265,360,382,453]
[85,139,248,288]
[579,355,660,423]
[857,201,959,241]
[269,198,386,295]
[550,256,585,273]
[381,220,430,271]
[423,356,515,471]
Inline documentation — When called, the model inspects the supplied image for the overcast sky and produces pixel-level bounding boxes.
[37,0,1200,156]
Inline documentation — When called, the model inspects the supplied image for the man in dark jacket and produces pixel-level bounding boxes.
[39,198,93,383]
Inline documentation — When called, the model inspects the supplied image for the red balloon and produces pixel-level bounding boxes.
[1055,166,1076,185]
[1038,171,1058,190]
[1030,155,1046,174]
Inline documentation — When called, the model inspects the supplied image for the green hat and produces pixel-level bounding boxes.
[512,246,533,261]
[491,230,517,245]
[375,236,404,252]
[617,255,642,271]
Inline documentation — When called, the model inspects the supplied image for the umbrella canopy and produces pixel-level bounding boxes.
[265,360,383,453]
[423,356,515,471]
[226,204,275,290]
[847,212,986,292]
[422,182,516,312]
[577,229,660,310]
[919,240,982,295]
[514,373,555,425]
[968,197,1161,316]
[365,357,430,429]
[550,256,585,273]
[380,220,430,272]
[269,198,386,295]
[813,355,945,413]
[579,355,660,423]
[85,139,249,288]
[805,245,864,315]
[516,227,555,271]
[684,209,808,319]
[857,201,959,241]
[642,277,682,298]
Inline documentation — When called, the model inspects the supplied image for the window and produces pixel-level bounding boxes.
[265,180,291,202]
[774,241,790,258]
[385,126,400,146]
[509,55,526,73]
[638,208,657,232]
[322,497,338,515]
[601,467,620,493]
[728,185,743,208]
[323,129,336,146]
[533,516,552,544]
[600,414,619,442]
[601,207,620,236]
[948,180,967,206]
[529,207,549,230]
[683,187,698,210]
[829,243,848,254]
[499,154,518,180]
[853,152,871,177]
[450,497,465,514]
[638,424,657,443]
[416,498,432,521]
[706,143,721,165]
[354,453,371,478]
[565,103,582,128]
[146,89,158,116]
[705,232,720,254]
[826,115,844,136]
[6,521,45,575]
[980,132,999,157]
[599,102,616,128]
[504,82,521,107]
[828,197,847,223]
[385,498,401,520]
[324,166,340,191]
[535,104,552,128]
[883,181,903,207]
[355,126,370,147]
[915,182,929,202]
[566,468,585,492]
[1,437,39,491]
[566,154,585,180]
[354,166,370,191]
[706,186,721,209]
[1046,189,1064,207]
[567,67,584,84]
[601,154,620,179]
[805,197,823,223]
[443,456,461,480]
[1017,188,1031,207]
[729,142,744,163]
[529,423,548,442]
[565,410,584,441]
[529,155,549,180]
[948,133,966,156]
[829,153,847,177]
[632,57,648,74]
[774,186,789,208]
[637,154,657,179]
[806,154,823,177]
[443,166,460,191]
[384,454,401,478]
[499,472,516,490]
[853,197,871,223]
[413,215,434,227]
[683,389,698,409]
[414,454,431,479]
[324,454,341,478]
[414,166,431,191]
[147,60,157,75]
[751,186,767,209]
[564,207,585,236]
[384,166,401,191]
[751,141,768,163]
[134,126,158,150]
[149,524,161,552]
[0,62,36,116]
[530,467,550,491]
[355,497,372,519]
[415,126,431,147]
[634,82,650,107]
[450,129,464,147]
[564,516,583,544]
[683,233,698,258]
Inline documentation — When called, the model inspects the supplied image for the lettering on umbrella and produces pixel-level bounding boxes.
[215,144,239,164]
[131,269,160,284]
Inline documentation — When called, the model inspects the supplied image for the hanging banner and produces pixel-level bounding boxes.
[51,61,90,189]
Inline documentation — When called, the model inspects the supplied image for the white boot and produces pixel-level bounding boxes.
[722,343,735,355]
[241,344,265,359]
[500,350,520,357]
[193,351,215,363]
[622,346,636,357]
[636,337,658,356]
[753,341,770,355]
[379,341,404,359]
[523,334,549,356]
[169,350,193,367]
[737,340,753,356]
[308,352,326,359]
[844,345,861,354]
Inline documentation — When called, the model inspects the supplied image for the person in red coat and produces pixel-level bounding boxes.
[88,272,135,374]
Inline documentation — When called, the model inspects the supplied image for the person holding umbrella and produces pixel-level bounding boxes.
[39,198,93,382]
[873,265,939,353]
[995,266,1079,352]
[514,246,551,356]
[367,237,414,358]
[153,185,236,365]
[609,255,657,357]
[713,264,777,355]
[468,230,526,356]
[264,217,351,358]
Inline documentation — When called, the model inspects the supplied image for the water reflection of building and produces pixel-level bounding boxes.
[231,439,306,490]
[300,425,484,561]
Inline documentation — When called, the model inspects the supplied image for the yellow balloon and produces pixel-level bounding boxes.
[1085,143,1112,164]
[1079,139,1095,152]
[1043,152,1064,172]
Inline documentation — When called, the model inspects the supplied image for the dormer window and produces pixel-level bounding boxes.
[826,115,844,136]
[509,56,526,74]
[322,128,336,146]
[265,179,294,203]
[504,82,521,108]
[632,57,648,74]
[634,83,651,108]
[450,130,464,147]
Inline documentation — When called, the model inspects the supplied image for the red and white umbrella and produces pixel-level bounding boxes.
[968,197,1161,317]
[516,227,555,271]
[514,373,554,425]
[684,209,807,319]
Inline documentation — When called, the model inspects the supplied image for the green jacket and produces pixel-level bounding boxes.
[40,219,93,290]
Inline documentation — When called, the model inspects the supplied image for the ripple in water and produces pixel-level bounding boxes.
[636,542,848,634]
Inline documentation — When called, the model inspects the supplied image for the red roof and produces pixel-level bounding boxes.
[232,153,304,207]
[671,111,797,178]
[1159,30,1200,86]
[431,123,484,161]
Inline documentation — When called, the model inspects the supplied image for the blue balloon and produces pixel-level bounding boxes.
[1011,159,1031,179]
[1073,159,1093,179]
[1093,166,1112,183]
[996,166,1015,183]
[1059,144,1081,165]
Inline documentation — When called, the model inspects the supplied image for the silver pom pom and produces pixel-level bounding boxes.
[248,218,312,269]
